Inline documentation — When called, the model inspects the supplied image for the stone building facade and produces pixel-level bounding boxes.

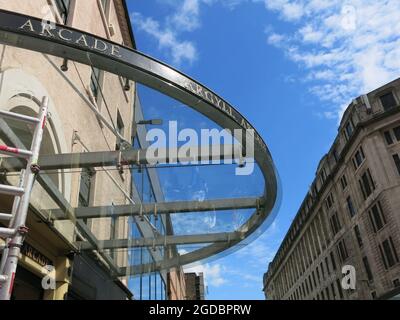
[0,0,186,300]
[185,272,205,300]
[264,78,400,300]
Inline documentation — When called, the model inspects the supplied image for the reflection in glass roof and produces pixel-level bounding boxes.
[136,84,267,251]
[171,209,254,235]
[0,9,281,302]
[0,41,278,291]
[158,165,264,201]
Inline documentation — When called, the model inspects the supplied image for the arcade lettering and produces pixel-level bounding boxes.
[21,242,52,267]
[16,17,267,152]
[19,19,122,58]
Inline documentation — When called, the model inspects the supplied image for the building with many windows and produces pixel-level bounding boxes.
[264,78,400,300]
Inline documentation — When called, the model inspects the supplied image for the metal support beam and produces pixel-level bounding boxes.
[47,197,260,220]
[1,145,242,172]
[76,232,243,251]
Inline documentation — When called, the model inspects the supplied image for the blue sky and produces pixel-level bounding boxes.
[126,0,400,299]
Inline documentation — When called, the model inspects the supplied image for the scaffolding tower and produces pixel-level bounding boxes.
[0,97,48,300]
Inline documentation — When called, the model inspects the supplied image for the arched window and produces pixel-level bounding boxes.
[1,104,60,190]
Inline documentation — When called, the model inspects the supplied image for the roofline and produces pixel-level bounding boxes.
[122,0,136,49]
[266,104,400,279]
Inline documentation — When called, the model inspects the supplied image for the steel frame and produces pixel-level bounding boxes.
[46,197,261,220]
[77,232,243,251]
[0,9,279,275]
[0,144,243,171]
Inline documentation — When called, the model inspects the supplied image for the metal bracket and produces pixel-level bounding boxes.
[17,225,29,235]
[72,130,79,147]
[117,151,124,174]
[139,204,144,221]
[61,58,69,71]
[238,151,245,168]
[154,203,158,221]
[30,164,41,174]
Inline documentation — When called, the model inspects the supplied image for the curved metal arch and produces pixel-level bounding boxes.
[0,9,279,274]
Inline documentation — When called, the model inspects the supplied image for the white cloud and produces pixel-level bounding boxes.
[267,33,285,46]
[264,0,400,119]
[299,25,324,43]
[233,221,280,266]
[260,0,305,21]
[170,0,201,32]
[131,10,198,66]
[180,220,281,295]
[132,0,253,66]
[222,0,249,10]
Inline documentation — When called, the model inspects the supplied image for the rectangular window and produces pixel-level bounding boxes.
[101,0,109,11]
[340,174,348,190]
[325,193,334,211]
[353,147,365,169]
[330,251,337,271]
[110,203,118,259]
[347,196,356,217]
[325,287,330,300]
[333,149,339,163]
[368,202,386,233]
[345,121,354,140]
[393,279,400,287]
[380,92,397,111]
[336,279,344,299]
[379,237,399,269]
[90,67,102,102]
[115,111,125,151]
[359,169,375,199]
[78,168,93,207]
[325,257,330,274]
[354,225,363,248]
[337,239,349,262]
[363,257,373,281]
[55,0,70,24]
[394,126,400,141]
[384,131,394,145]
[393,154,400,175]
[329,212,341,235]
[331,283,336,300]
[320,262,325,280]
[110,213,117,239]
[320,168,327,184]
[312,271,316,287]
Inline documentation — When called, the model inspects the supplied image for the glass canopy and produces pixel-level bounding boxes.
[0,9,280,300]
